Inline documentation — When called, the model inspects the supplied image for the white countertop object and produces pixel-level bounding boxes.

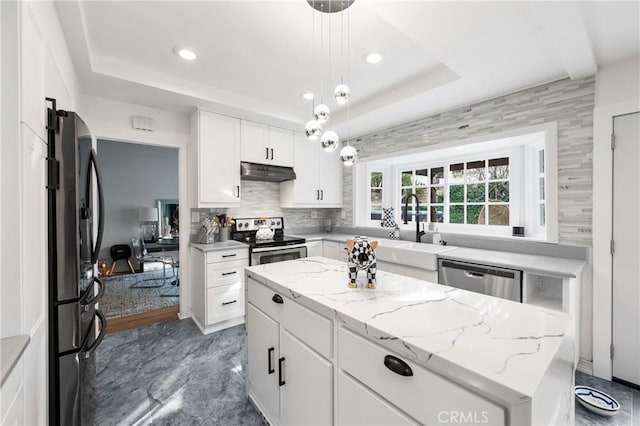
[246,256,574,404]
[189,241,248,252]
[1,335,30,387]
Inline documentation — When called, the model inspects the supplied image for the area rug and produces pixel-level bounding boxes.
[99,269,180,319]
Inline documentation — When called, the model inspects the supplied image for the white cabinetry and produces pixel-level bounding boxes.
[306,241,323,257]
[190,247,247,334]
[241,120,294,167]
[190,110,241,207]
[338,327,505,426]
[280,132,343,208]
[323,240,346,261]
[246,277,333,425]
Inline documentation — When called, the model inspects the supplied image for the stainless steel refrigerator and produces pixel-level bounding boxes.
[47,98,106,426]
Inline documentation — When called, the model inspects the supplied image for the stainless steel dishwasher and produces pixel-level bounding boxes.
[438,259,522,302]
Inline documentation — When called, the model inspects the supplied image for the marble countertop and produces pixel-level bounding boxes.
[1,335,30,387]
[246,256,573,404]
[293,232,584,278]
[189,241,248,252]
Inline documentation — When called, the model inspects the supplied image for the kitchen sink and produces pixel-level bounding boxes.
[375,241,456,270]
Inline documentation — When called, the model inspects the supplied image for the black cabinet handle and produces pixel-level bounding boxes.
[270,148,274,160]
[316,190,320,200]
[222,253,237,258]
[221,300,237,306]
[278,357,286,386]
[265,147,269,159]
[272,294,283,304]
[268,347,275,374]
[236,185,240,198]
[222,271,237,276]
[384,355,413,377]
[320,189,324,200]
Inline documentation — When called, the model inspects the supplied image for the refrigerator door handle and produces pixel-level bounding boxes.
[86,149,105,264]
[79,277,105,308]
[82,310,106,359]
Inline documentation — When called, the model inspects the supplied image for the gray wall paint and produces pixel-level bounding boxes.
[332,77,595,247]
[98,140,178,269]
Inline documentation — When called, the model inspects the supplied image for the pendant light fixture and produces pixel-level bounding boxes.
[338,1,357,166]
[304,0,356,161]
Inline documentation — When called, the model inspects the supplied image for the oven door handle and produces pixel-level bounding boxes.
[251,243,307,253]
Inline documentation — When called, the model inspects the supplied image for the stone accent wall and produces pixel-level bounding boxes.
[333,77,595,246]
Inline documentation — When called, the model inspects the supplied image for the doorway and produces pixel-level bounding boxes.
[95,139,181,331]
[612,112,640,388]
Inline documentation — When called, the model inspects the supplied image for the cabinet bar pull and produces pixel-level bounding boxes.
[278,357,286,386]
[236,185,240,198]
[265,147,269,159]
[222,271,237,276]
[272,294,284,304]
[270,148,274,160]
[222,254,237,258]
[268,347,275,374]
[221,300,237,306]
[320,189,324,200]
[316,190,320,200]
[384,355,413,377]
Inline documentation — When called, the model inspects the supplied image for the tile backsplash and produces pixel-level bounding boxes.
[190,180,340,235]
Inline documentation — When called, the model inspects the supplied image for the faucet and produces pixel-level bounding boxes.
[403,193,425,243]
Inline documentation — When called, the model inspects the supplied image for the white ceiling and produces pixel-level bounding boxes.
[55,0,640,137]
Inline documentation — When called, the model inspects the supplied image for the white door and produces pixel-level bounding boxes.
[247,303,280,420]
[280,329,333,425]
[291,132,320,205]
[612,111,640,386]
[318,147,343,207]
[269,126,294,167]
[198,111,241,205]
[241,120,270,164]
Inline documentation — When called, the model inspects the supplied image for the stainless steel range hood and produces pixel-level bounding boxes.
[240,162,296,182]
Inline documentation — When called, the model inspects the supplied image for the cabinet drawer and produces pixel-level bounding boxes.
[338,371,416,425]
[206,259,247,287]
[247,277,284,322]
[206,248,248,263]
[283,298,332,359]
[338,328,505,426]
[207,282,244,325]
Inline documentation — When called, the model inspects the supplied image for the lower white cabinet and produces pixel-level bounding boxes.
[306,241,323,257]
[190,247,248,334]
[246,278,333,425]
[322,240,346,261]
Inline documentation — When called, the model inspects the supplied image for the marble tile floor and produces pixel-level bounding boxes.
[576,370,640,426]
[96,319,264,425]
[97,318,638,426]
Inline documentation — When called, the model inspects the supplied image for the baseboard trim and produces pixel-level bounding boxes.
[577,359,593,375]
[192,315,244,335]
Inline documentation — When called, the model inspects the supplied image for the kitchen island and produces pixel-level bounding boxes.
[245,256,575,425]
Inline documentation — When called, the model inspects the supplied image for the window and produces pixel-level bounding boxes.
[354,123,558,241]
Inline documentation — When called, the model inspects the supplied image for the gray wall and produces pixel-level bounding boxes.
[98,140,178,269]
[332,76,595,247]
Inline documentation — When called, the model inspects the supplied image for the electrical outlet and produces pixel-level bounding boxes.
[341,210,346,219]
[311,210,318,219]
[192,212,200,223]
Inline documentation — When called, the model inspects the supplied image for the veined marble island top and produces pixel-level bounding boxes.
[246,256,574,407]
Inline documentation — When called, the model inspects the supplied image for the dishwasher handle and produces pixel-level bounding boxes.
[439,260,517,279]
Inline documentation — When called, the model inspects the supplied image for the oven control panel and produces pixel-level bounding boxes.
[234,217,284,231]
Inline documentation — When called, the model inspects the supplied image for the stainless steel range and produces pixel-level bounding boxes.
[231,217,307,266]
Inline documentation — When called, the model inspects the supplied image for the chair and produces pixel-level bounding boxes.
[130,236,176,289]
[107,244,136,276]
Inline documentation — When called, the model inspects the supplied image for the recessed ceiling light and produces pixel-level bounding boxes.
[364,52,383,64]
[175,47,197,61]
[302,92,315,100]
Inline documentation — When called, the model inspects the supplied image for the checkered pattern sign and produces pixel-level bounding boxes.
[380,207,396,228]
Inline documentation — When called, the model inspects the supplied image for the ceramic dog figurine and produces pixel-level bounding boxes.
[346,236,379,289]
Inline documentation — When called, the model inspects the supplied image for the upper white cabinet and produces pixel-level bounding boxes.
[280,132,343,208]
[241,120,294,167]
[190,110,241,207]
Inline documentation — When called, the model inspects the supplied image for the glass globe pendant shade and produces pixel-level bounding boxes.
[304,119,322,140]
[320,130,339,152]
[339,145,357,166]
[334,84,351,105]
[314,104,331,124]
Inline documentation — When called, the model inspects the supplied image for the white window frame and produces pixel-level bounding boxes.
[353,122,558,242]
